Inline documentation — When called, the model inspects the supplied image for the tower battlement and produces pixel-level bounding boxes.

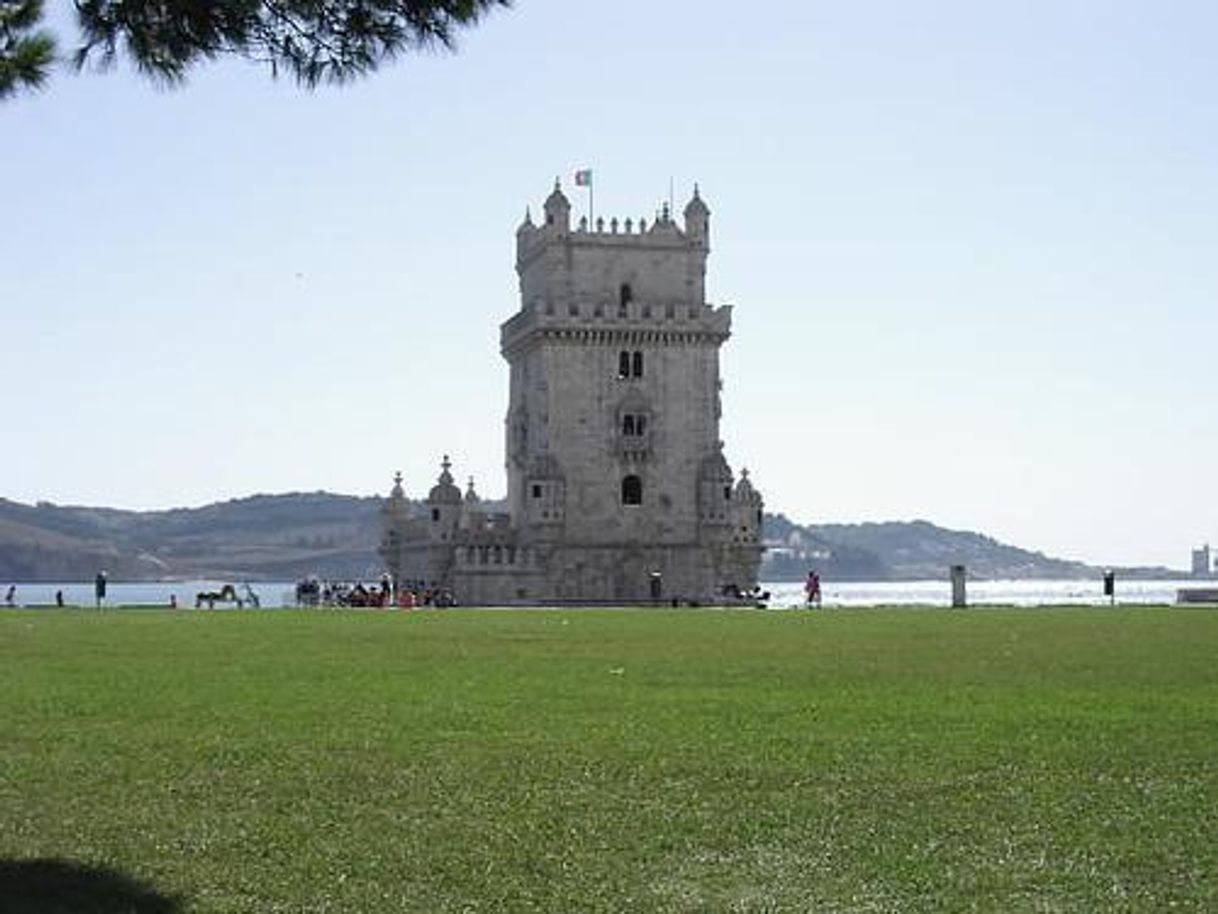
[517,181,708,252]
[517,207,700,249]
[515,181,712,322]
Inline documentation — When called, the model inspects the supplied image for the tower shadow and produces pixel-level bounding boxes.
[0,858,183,913]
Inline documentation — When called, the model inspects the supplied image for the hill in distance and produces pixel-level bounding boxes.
[0,494,1180,583]
[0,493,383,583]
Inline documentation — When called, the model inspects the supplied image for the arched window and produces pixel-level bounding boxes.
[621,475,643,505]
[632,351,644,378]
[620,283,633,306]
[618,351,630,378]
[622,414,647,437]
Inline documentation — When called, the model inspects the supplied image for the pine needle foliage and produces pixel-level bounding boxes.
[73,0,509,85]
[2,0,508,98]
[0,0,56,99]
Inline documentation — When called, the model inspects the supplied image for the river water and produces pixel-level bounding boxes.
[764,578,1202,608]
[1,578,1203,609]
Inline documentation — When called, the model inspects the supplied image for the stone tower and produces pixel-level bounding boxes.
[497,180,762,601]
[380,180,762,605]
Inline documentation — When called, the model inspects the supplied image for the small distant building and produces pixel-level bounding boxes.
[379,181,763,604]
[1192,544,1213,578]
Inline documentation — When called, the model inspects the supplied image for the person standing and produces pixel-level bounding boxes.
[805,570,822,608]
[4,585,15,607]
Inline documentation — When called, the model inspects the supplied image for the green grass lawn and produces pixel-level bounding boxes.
[1,607,1215,912]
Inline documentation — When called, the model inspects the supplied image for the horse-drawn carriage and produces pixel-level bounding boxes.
[195,583,260,609]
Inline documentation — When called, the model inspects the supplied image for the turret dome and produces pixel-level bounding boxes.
[543,178,571,231]
[544,179,570,211]
[684,184,710,241]
[684,184,709,217]
[427,455,462,504]
[734,467,762,504]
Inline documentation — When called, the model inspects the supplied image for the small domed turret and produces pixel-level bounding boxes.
[734,467,761,505]
[684,184,710,243]
[543,178,571,233]
[428,455,462,505]
[460,476,485,531]
[382,471,409,527]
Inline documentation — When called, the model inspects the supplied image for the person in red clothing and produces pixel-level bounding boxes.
[805,570,822,608]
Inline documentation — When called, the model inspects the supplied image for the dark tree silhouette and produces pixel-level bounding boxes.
[2,0,509,99]
[0,0,54,98]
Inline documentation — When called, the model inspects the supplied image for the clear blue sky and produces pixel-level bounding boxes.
[4,0,1216,569]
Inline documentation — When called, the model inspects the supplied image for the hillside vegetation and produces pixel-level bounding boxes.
[764,515,1103,581]
[0,495,1171,582]
[0,494,382,582]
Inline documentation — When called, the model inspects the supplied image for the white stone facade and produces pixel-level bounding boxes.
[380,182,763,604]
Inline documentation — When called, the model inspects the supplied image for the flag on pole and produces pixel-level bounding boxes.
[574,168,593,187]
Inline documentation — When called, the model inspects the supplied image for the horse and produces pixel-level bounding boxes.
[196,584,242,609]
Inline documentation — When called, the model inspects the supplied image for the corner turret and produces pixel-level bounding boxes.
[517,207,534,236]
[732,467,763,545]
[379,471,409,585]
[427,455,462,542]
[460,476,485,531]
[683,184,710,246]
[543,178,571,234]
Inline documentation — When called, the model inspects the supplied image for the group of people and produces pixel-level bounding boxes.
[294,578,389,607]
[294,576,455,609]
[4,585,67,608]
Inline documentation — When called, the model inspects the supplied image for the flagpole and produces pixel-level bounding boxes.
[575,168,594,228]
